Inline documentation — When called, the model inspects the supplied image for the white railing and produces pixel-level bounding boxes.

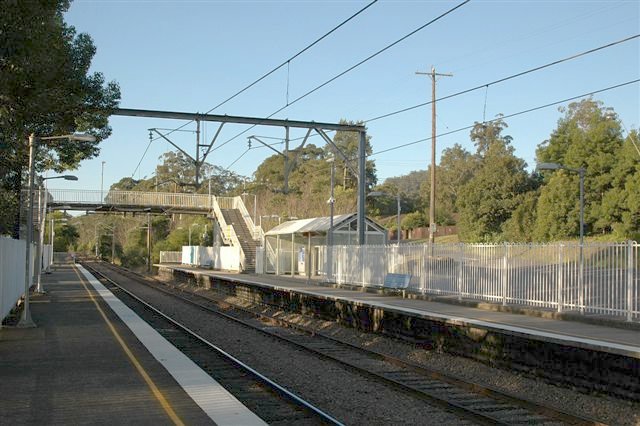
[47,189,214,210]
[0,237,35,322]
[211,196,247,271]
[233,196,262,241]
[215,196,236,210]
[312,241,640,321]
[159,251,182,263]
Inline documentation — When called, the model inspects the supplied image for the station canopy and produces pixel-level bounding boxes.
[265,213,387,246]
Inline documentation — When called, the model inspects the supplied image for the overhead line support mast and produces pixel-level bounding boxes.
[114,108,368,245]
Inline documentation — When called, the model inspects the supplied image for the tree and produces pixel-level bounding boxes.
[535,99,625,238]
[325,120,377,191]
[384,170,426,213]
[435,144,477,219]
[457,119,532,242]
[1,1,120,236]
[599,130,640,238]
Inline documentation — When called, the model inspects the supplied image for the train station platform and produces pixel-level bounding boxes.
[159,265,640,399]
[0,263,265,425]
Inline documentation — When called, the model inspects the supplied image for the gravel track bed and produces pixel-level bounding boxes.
[172,281,640,426]
[103,269,470,425]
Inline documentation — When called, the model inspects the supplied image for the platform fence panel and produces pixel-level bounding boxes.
[0,238,36,322]
[320,241,639,321]
[159,251,182,264]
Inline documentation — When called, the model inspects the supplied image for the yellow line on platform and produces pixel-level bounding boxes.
[73,266,185,426]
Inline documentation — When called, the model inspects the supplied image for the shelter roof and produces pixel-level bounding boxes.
[265,213,385,236]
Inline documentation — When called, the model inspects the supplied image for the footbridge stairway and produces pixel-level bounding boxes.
[45,189,263,273]
[220,209,259,273]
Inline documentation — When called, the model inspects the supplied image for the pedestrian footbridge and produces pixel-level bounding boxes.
[47,189,217,214]
[46,189,262,272]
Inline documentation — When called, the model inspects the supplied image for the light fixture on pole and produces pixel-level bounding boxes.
[368,191,401,244]
[19,133,95,328]
[536,162,586,313]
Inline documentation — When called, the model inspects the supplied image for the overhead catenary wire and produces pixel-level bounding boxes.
[211,0,473,154]
[366,33,639,123]
[370,79,640,158]
[135,31,637,179]
[129,1,378,178]
[248,79,639,190]
[240,33,640,149]
[143,0,379,147]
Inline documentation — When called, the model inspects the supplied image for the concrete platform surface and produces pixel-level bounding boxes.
[169,266,640,358]
[0,264,216,425]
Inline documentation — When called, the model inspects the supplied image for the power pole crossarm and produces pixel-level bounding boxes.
[416,66,452,248]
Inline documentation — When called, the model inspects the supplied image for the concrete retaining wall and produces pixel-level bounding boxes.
[159,266,640,400]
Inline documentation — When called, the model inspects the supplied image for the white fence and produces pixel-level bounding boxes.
[0,237,35,322]
[159,251,182,264]
[314,242,640,321]
[180,246,242,271]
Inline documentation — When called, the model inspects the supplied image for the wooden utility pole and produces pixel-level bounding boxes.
[416,66,452,247]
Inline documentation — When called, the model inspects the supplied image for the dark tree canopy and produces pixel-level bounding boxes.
[1,0,120,236]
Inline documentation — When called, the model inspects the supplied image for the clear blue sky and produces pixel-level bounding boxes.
[59,0,639,193]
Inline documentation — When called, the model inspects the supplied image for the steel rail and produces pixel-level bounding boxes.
[91,261,604,426]
[81,261,344,426]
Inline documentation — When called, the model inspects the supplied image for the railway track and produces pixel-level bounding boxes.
[84,260,604,426]
[79,261,342,426]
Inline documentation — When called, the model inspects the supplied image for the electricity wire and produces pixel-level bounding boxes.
[211,0,473,153]
[130,0,378,177]
[366,34,639,123]
[370,79,640,158]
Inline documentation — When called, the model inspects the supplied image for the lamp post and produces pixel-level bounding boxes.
[19,133,94,328]
[368,191,401,244]
[536,162,586,313]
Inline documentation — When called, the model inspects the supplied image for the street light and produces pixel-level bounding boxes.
[368,191,401,244]
[19,133,95,328]
[536,161,586,313]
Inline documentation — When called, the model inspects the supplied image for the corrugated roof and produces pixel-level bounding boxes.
[265,214,354,236]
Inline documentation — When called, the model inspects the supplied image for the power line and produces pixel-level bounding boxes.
[366,34,639,123]
[211,0,473,153]
[370,79,640,158]
[143,0,379,146]
[244,79,639,189]
[233,33,640,151]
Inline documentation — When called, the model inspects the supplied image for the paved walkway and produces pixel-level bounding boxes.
[169,266,640,358]
[0,264,263,425]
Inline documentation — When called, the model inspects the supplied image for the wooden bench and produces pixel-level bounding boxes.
[384,273,411,290]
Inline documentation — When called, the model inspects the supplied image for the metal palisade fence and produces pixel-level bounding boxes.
[0,237,35,322]
[323,241,639,322]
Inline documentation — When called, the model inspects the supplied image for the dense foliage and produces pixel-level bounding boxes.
[0,0,120,236]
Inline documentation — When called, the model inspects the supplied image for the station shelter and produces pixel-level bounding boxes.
[259,213,387,277]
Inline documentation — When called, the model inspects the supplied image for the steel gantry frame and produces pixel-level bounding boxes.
[113,108,369,244]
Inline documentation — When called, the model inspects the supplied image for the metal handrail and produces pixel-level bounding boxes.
[47,189,214,209]
[233,196,262,241]
[211,196,247,271]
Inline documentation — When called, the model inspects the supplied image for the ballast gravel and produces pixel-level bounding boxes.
[126,270,639,425]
